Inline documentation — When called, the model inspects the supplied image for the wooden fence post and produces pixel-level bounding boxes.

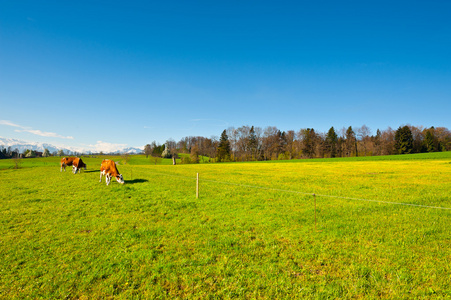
[314,193,317,231]
[196,173,199,199]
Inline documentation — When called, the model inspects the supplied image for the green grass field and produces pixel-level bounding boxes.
[1,153,450,298]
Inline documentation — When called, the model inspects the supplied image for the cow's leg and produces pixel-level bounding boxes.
[106,174,111,186]
[99,171,103,182]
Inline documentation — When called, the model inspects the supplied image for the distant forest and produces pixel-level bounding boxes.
[145,125,451,163]
[2,124,449,162]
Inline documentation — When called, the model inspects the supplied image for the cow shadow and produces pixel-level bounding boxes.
[125,179,149,185]
[83,170,99,173]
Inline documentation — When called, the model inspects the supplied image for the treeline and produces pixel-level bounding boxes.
[145,125,451,163]
[0,147,21,159]
[0,148,50,159]
[0,148,62,159]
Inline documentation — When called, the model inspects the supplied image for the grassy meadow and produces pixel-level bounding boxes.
[0,153,450,298]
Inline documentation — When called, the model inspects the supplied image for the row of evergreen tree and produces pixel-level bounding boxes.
[145,125,451,162]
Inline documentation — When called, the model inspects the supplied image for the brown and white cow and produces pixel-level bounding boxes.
[60,157,75,172]
[100,159,124,185]
[60,157,87,174]
[72,157,87,174]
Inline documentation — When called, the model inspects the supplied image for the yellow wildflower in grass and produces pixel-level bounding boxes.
[0,153,450,298]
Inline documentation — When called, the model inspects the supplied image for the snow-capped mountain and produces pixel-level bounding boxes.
[107,147,143,154]
[122,147,143,154]
[0,137,72,154]
[0,137,143,154]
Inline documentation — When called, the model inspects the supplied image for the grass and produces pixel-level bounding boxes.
[0,153,450,298]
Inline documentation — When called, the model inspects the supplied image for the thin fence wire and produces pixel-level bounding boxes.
[148,171,451,211]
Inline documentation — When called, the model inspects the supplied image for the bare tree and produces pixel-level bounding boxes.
[13,157,22,169]
[261,126,279,160]
[357,125,372,156]
[144,144,152,158]
[226,127,239,161]
[409,125,425,153]
[373,129,382,156]
[315,132,326,158]
[121,153,130,165]
[284,130,296,159]
[149,156,162,165]
[381,127,395,155]
[435,127,451,151]
[235,125,251,161]
[165,139,177,155]
[190,145,200,163]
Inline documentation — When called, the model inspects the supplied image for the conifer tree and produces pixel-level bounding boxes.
[325,126,338,158]
[424,128,436,152]
[300,128,316,158]
[217,130,231,162]
[345,126,356,157]
[374,129,382,155]
[394,126,414,154]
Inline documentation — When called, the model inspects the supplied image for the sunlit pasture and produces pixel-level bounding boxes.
[1,153,450,298]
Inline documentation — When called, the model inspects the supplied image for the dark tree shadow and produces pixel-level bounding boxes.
[125,179,149,184]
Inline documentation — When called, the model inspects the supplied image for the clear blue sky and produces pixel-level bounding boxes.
[1,1,450,152]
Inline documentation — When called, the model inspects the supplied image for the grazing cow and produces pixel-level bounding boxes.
[60,157,76,172]
[100,159,124,185]
[60,157,87,173]
[72,157,87,174]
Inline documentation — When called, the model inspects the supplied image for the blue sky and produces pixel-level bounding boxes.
[1,1,450,152]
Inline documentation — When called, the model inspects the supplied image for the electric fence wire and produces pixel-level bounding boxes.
[149,171,451,211]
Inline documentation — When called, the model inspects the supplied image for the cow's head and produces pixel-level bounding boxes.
[116,174,125,184]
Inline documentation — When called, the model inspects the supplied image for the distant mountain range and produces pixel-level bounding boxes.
[0,137,143,155]
[112,147,143,155]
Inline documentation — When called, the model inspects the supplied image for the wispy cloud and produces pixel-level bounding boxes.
[0,120,21,128]
[0,120,74,139]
